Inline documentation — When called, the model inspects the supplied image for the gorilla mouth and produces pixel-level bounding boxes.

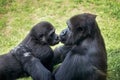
[50,41,59,46]
[54,40,59,44]
[60,38,66,43]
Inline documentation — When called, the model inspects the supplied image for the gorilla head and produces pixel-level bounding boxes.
[30,21,59,45]
[60,13,97,45]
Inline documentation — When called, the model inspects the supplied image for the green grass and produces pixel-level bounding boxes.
[0,0,120,80]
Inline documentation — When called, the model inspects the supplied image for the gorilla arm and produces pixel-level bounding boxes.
[53,45,72,65]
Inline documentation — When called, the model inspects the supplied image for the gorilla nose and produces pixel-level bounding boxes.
[55,36,59,41]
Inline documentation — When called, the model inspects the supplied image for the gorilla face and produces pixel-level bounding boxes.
[46,29,59,46]
[31,21,59,45]
[59,28,71,44]
[60,13,97,45]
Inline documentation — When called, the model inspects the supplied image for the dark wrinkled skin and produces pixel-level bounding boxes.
[0,21,59,80]
[54,13,107,80]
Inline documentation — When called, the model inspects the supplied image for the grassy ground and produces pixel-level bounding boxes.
[0,0,120,80]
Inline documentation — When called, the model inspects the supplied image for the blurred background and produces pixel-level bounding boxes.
[0,0,120,80]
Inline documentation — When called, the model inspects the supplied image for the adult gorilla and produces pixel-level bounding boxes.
[54,13,107,80]
[0,21,59,80]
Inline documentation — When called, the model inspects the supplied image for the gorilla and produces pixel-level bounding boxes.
[54,13,107,80]
[21,21,59,72]
[0,21,59,80]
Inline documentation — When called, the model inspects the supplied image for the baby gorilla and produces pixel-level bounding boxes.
[12,45,51,80]
[0,21,59,80]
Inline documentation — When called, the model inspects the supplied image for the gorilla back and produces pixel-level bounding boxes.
[55,13,107,80]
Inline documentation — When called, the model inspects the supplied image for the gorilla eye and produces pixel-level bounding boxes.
[39,34,44,38]
[77,27,83,32]
[50,32,54,37]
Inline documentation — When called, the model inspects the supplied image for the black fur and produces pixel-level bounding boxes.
[12,45,52,80]
[21,21,59,72]
[0,49,26,80]
[0,21,59,80]
[54,13,107,80]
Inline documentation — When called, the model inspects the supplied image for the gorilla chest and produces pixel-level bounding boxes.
[58,53,92,79]
[67,54,91,71]
[61,54,91,74]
